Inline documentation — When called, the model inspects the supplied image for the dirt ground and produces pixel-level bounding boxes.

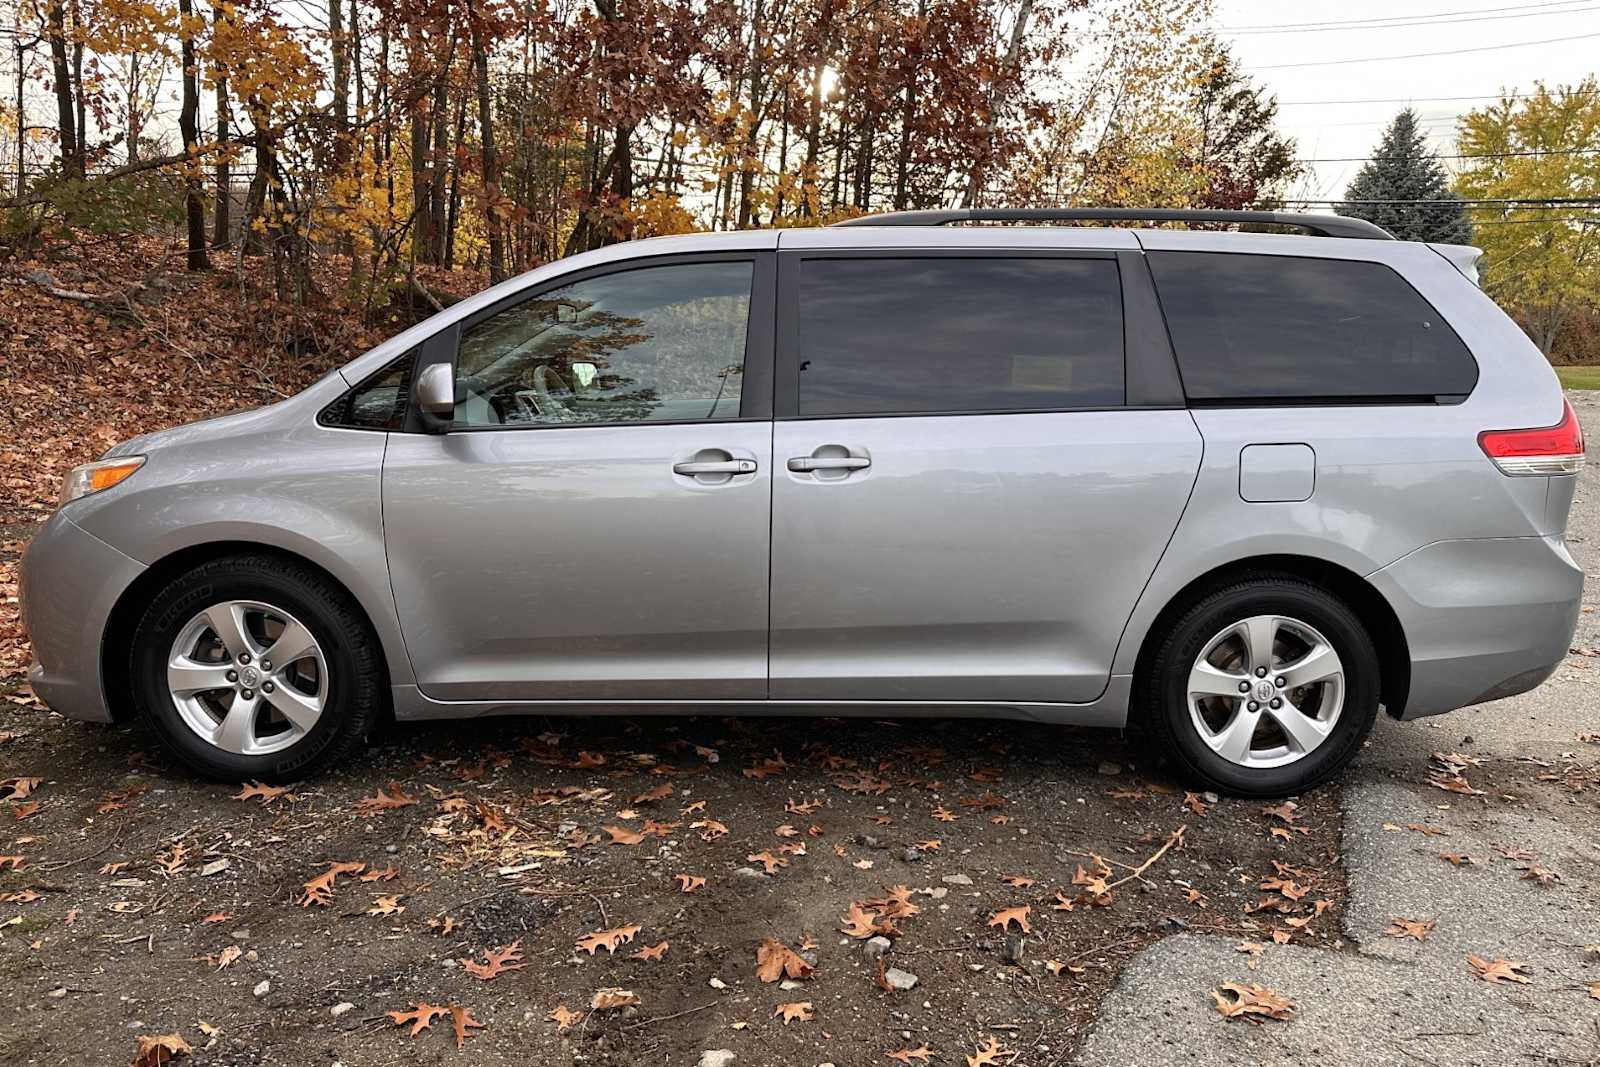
[0,692,1348,1067]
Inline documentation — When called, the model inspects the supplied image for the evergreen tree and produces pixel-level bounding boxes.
[1339,109,1472,243]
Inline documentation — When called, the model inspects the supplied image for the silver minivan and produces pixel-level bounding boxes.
[20,209,1586,795]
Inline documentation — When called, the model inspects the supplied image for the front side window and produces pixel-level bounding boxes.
[795,257,1125,416]
[320,351,414,430]
[1147,251,1479,401]
[454,260,754,427]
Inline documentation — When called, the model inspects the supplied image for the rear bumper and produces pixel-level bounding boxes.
[19,512,146,723]
[1369,534,1584,719]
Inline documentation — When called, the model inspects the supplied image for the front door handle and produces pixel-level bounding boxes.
[787,455,870,473]
[674,459,758,476]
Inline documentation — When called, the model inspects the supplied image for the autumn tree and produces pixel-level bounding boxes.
[1457,81,1600,357]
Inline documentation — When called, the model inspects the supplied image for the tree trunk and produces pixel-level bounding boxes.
[211,4,232,248]
[471,10,506,283]
[963,0,1033,208]
[893,0,927,210]
[177,0,208,269]
[241,126,272,256]
[430,74,450,263]
[799,0,836,218]
[736,0,764,229]
[46,0,80,180]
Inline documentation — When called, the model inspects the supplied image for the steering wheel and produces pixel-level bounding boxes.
[530,364,575,418]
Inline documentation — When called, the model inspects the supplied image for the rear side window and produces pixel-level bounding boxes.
[795,257,1124,416]
[1147,252,1478,402]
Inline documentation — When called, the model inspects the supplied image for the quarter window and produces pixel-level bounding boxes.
[1147,251,1479,401]
[319,352,414,431]
[454,261,754,427]
[794,257,1125,416]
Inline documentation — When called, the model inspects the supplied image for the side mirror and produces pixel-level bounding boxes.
[416,363,454,415]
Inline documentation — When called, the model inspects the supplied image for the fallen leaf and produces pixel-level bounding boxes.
[632,781,673,804]
[354,782,417,816]
[774,824,800,837]
[747,850,788,875]
[463,941,525,979]
[576,925,642,956]
[1405,823,1447,836]
[590,987,639,1010]
[131,1033,192,1066]
[1518,864,1562,887]
[1002,875,1035,888]
[756,937,814,982]
[1439,852,1480,866]
[691,819,728,841]
[931,807,957,822]
[232,782,290,804]
[11,802,40,820]
[887,1045,935,1063]
[0,777,40,801]
[359,866,398,883]
[1466,955,1532,984]
[1261,800,1298,823]
[631,941,669,961]
[966,1036,1012,1066]
[386,1002,448,1037]
[200,912,232,925]
[743,754,788,780]
[986,905,1031,934]
[1384,918,1436,942]
[1183,792,1212,816]
[676,874,705,893]
[210,944,242,970]
[775,1001,814,1024]
[603,825,645,845]
[548,1005,584,1031]
[297,861,365,907]
[1212,981,1295,1023]
[449,1004,484,1049]
[367,895,405,916]
[841,902,888,938]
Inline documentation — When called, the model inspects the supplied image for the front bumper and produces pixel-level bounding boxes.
[20,511,147,723]
[1369,534,1584,719]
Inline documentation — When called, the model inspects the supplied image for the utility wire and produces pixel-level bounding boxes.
[1220,0,1600,35]
[1246,30,1600,70]
[1218,0,1594,32]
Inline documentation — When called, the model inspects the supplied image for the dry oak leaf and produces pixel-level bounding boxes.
[1588,982,1600,1002]
[966,1036,1013,1066]
[368,895,405,916]
[756,937,815,983]
[603,825,646,845]
[1440,852,1480,866]
[1002,875,1036,888]
[548,1005,584,1031]
[775,824,800,838]
[1212,981,1295,1023]
[987,905,1032,934]
[463,941,525,979]
[775,1001,815,1024]
[359,865,398,883]
[676,874,705,893]
[633,781,674,805]
[577,925,642,956]
[232,782,290,804]
[887,1046,935,1063]
[1519,864,1562,887]
[841,902,889,939]
[743,754,789,780]
[1385,917,1437,942]
[1467,955,1532,984]
[200,912,232,924]
[1261,800,1299,823]
[131,1033,193,1067]
[785,799,820,815]
[631,941,669,961]
[12,801,41,820]
[691,819,729,841]
[747,850,788,875]
[1045,959,1086,976]
[209,944,242,970]
[450,1004,484,1049]
[297,861,365,907]
[931,807,957,822]
[1051,891,1076,912]
[590,987,640,1010]
[0,777,41,801]
[387,1002,448,1037]
[354,782,417,816]
[1183,791,1212,816]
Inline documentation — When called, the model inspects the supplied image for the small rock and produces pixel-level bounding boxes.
[1201,791,1219,804]
[942,873,973,886]
[330,1002,355,1018]
[1162,917,1189,933]
[708,977,728,990]
[1003,936,1025,965]
[200,859,230,877]
[733,866,766,880]
[883,967,918,991]
[854,833,886,850]
[697,1052,736,1067]
[900,848,923,863]
[252,981,271,999]
[1097,761,1122,776]
[384,844,399,854]
[47,988,66,999]
[780,979,802,991]
[864,936,892,961]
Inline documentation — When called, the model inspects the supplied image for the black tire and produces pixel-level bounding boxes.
[129,553,382,781]
[1136,575,1379,797]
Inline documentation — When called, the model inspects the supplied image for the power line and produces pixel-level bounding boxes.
[1246,30,1600,70]
[1218,0,1593,32]
[1297,147,1600,163]
[1278,90,1599,106]
[1220,0,1600,35]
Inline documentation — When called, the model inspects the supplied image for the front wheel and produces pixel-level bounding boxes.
[129,554,382,781]
[1138,576,1380,797]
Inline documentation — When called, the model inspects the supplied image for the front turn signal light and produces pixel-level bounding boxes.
[60,456,145,506]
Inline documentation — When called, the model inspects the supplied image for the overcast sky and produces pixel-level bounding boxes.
[1207,0,1600,200]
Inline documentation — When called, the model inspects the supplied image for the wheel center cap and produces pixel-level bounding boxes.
[1253,680,1276,702]
[240,666,261,687]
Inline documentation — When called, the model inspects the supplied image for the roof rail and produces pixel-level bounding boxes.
[831,208,1394,241]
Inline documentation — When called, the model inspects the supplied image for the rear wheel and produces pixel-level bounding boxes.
[129,554,381,781]
[1139,576,1379,796]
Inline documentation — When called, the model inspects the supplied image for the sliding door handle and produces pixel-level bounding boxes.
[674,458,758,475]
[787,455,871,473]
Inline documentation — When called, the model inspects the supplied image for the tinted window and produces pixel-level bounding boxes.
[796,258,1124,416]
[454,261,752,427]
[1148,252,1478,401]
[320,352,414,430]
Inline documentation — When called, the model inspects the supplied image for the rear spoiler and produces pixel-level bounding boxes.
[1429,244,1484,287]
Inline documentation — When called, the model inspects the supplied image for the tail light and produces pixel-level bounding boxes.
[1478,398,1585,475]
